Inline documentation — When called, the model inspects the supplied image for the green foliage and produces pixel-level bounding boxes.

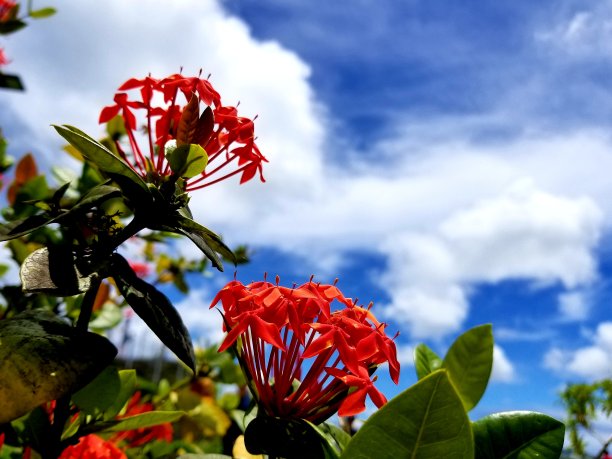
[414,343,442,380]
[341,370,473,459]
[473,411,565,458]
[0,310,117,423]
[166,143,208,179]
[443,324,493,411]
[110,253,196,372]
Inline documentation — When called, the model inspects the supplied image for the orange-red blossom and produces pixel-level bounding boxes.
[211,277,400,423]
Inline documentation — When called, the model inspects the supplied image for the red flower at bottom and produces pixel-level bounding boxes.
[211,277,400,423]
[59,435,126,459]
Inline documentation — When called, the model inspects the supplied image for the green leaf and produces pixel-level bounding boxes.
[53,125,150,199]
[341,370,473,459]
[72,365,121,416]
[414,343,443,380]
[104,369,137,419]
[29,7,57,18]
[178,455,233,459]
[0,310,117,423]
[244,416,327,459]
[20,247,92,295]
[308,421,352,459]
[110,253,196,372]
[473,411,565,459]
[167,143,208,179]
[0,214,58,241]
[100,410,185,432]
[0,73,24,91]
[0,19,27,34]
[443,324,493,411]
[176,93,200,146]
[174,215,235,271]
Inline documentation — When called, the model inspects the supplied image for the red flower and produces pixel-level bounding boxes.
[211,277,400,423]
[111,392,173,447]
[59,435,126,459]
[99,72,267,191]
[0,48,9,68]
[0,0,16,22]
[128,261,150,278]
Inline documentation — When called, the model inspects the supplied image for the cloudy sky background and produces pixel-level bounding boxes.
[3,0,612,444]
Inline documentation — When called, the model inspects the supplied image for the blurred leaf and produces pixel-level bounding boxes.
[193,106,214,146]
[0,73,24,90]
[29,7,56,18]
[20,247,92,295]
[15,153,37,183]
[110,253,196,372]
[88,302,123,331]
[72,365,121,416]
[0,19,27,34]
[99,410,185,432]
[443,324,493,411]
[0,310,117,423]
[341,370,473,459]
[104,369,137,419]
[105,114,127,140]
[473,411,565,459]
[414,343,443,380]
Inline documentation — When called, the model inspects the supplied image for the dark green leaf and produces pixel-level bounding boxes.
[110,253,196,372]
[308,421,352,459]
[53,125,150,199]
[0,73,24,90]
[0,214,58,241]
[473,411,565,459]
[245,416,326,459]
[174,215,235,271]
[72,366,121,416]
[29,7,56,18]
[193,106,214,146]
[0,310,117,423]
[0,19,27,34]
[20,247,92,295]
[341,370,473,459]
[443,324,493,411]
[414,343,443,380]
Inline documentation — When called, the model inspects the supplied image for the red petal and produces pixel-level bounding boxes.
[99,105,120,123]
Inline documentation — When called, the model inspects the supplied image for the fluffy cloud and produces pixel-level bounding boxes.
[0,0,610,345]
[558,290,591,321]
[544,322,612,379]
[491,345,516,383]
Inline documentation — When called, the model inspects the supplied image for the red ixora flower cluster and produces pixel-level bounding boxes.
[99,72,267,191]
[211,277,400,423]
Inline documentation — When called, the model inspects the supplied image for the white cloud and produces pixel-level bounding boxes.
[536,3,612,58]
[544,322,612,380]
[0,0,610,345]
[491,345,516,383]
[558,290,591,322]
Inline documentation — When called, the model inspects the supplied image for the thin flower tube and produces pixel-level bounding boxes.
[99,72,267,191]
[211,277,400,423]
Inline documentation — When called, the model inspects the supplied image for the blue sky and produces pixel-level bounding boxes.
[3,0,612,448]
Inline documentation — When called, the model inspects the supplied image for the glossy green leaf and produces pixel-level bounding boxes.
[53,125,150,199]
[110,253,196,372]
[473,411,565,459]
[309,421,352,459]
[443,324,493,411]
[414,343,443,380]
[0,310,117,423]
[174,215,235,271]
[72,365,121,415]
[20,247,92,295]
[341,370,473,459]
[167,143,208,179]
[29,7,56,18]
